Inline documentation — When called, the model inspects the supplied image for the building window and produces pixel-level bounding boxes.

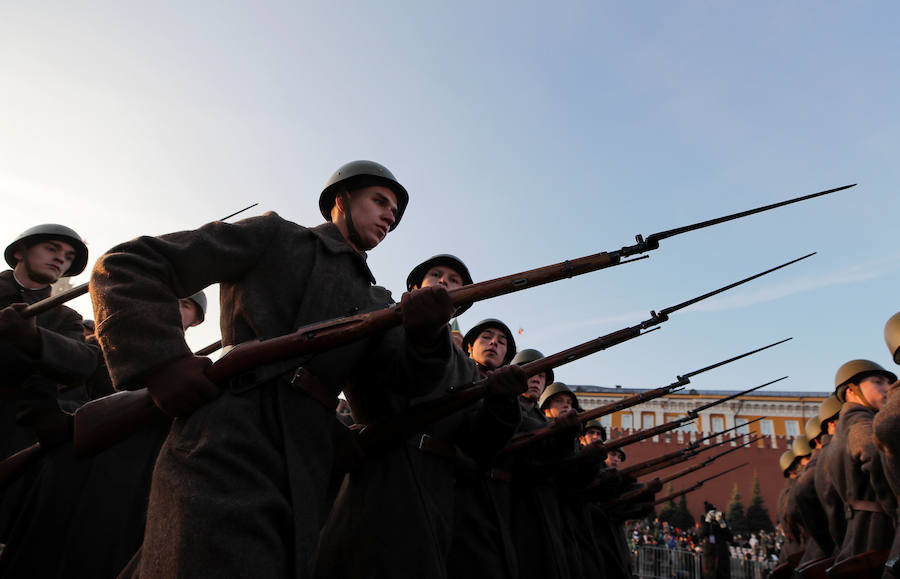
[621,413,633,430]
[599,415,611,428]
[711,416,725,433]
[785,420,799,436]
[735,418,750,435]
[761,419,774,436]
[642,413,655,428]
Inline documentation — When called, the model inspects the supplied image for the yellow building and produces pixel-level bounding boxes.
[572,385,829,438]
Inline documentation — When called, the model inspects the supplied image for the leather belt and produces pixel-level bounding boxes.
[845,499,884,518]
[282,367,338,410]
[415,434,478,472]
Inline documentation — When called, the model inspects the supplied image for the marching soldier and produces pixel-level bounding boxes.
[793,415,836,570]
[813,396,845,559]
[874,312,900,576]
[0,224,98,541]
[90,161,461,578]
[825,360,896,573]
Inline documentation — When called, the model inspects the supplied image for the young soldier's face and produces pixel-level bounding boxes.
[856,375,892,409]
[178,298,203,330]
[345,186,398,249]
[14,239,76,286]
[605,452,622,468]
[523,372,547,400]
[580,427,603,446]
[467,328,508,369]
[420,266,464,290]
[543,394,572,418]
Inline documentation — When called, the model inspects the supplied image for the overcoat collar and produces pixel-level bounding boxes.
[309,223,377,284]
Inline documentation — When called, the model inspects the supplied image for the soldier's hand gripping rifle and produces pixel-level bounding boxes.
[621,417,763,479]
[547,377,786,469]
[652,462,750,506]
[354,258,806,454]
[71,183,836,455]
[500,336,788,457]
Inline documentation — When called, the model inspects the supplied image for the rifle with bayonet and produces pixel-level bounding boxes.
[70,183,838,456]
[355,261,804,454]
[653,462,750,506]
[652,437,761,486]
[621,418,762,479]
[544,377,786,469]
[500,338,787,456]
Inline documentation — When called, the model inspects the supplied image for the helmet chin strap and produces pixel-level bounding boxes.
[339,191,373,251]
[849,382,877,411]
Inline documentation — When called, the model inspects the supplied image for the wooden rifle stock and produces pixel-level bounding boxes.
[825,550,889,579]
[74,250,805,456]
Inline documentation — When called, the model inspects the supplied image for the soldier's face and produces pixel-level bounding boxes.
[178,298,203,330]
[580,427,603,446]
[13,239,76,286]
[523,372,546,400]
[544,394,572,418]
[857,375,892,409]
[467,328,508,369]
[605,452,621,468]
[344,186,398,250]
[419,266,464,290]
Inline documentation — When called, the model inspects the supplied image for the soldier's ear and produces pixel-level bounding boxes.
[11,241,27,263]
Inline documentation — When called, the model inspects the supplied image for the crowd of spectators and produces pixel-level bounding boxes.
[629,518,784,563]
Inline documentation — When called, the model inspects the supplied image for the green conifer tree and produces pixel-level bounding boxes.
[745,471,774,532]
[726,482,749,536]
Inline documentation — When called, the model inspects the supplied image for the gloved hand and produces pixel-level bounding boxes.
[0,303,39,353]
[400,285,455,349]
[484,364,527,398]
[145,355,220,418]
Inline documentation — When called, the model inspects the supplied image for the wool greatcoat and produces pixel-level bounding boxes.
[827,402,895,564]
[0,269,99,541]
[508,397,571,579]
[814,434,846,556]
[314,343,520,579]
[794,450,835,564]
[872,383,900,574]
[90,214,451,579]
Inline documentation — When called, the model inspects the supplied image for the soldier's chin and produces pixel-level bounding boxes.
[31,270,60,285]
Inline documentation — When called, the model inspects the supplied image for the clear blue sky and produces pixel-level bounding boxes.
[2,2,899,394]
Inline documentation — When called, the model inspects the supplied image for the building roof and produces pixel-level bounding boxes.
[570,385,830,398]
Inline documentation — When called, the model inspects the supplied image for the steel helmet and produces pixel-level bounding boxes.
[187,291,208,323]
[510,348,554,385]
[833,359,897,402]
[792,434,812,458]
[779,450,797,476]
[406,254,474,316]
[538,382,584,412]
[818,395,843,425]
[5,224,89,276]
[885,312,900,365]
[805,417,822,446]
[462,318,517,365]
[319,160,409,230]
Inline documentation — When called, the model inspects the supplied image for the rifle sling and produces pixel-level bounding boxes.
[281,367,338,410]
[845,499,884,517]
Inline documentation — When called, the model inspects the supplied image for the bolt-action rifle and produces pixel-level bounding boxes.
[500,336,786,456]
[621,418,763,479]
[69,184,837,456]
[652,462,750,506]
[653,436,761,486]
[354,258,805,454]
[544,378,785,469]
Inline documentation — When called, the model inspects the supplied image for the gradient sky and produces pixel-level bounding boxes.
[3,2,899,394]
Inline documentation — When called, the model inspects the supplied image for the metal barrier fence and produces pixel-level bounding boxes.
[634,546,777,579]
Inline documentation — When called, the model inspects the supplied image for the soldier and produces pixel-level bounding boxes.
[813,396,845,560]
[0,291,207,578]
[507,348,570,579]
[826,360,896,570]
[874,312,900,576]
[90,161,461,578]
[793,415,837,569]
[0,224,98,541]
[775,448,805,568]
[315,262,526,579]
[447,318,523,579]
